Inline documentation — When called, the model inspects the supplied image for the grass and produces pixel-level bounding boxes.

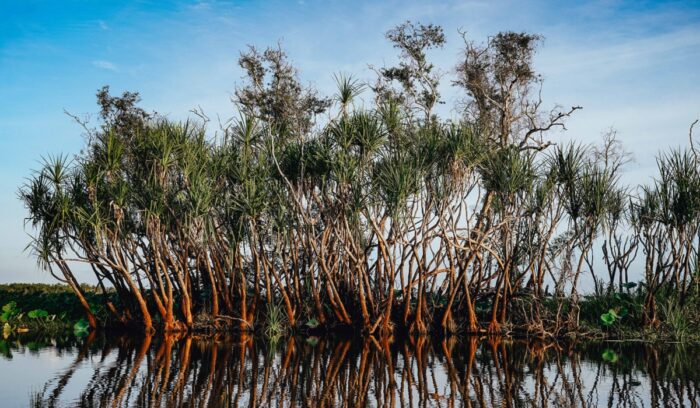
[660,297,692,341]
[263,301,287,344]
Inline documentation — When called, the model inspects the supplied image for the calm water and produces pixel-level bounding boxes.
[0,332,698,407]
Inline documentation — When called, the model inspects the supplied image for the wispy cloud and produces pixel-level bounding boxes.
[98,20,109,30]
[540,26,700,78]
[190,1,212,11]
[92,60,118,72]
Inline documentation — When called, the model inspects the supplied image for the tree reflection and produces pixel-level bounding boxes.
[24,334,700,407]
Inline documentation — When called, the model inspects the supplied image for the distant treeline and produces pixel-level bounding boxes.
[19,22,700,336]
[0,284,107,322]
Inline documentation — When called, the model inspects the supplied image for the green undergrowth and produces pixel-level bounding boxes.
[574,289,700,343]
[0,283,110,320]
[3,283,700,343]
[0,284,109,335]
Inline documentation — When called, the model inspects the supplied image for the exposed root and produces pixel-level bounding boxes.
[409,318,428,336]
[487,320,501,334]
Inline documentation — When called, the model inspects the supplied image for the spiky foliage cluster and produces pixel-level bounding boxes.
[19,23,699,336]
[630,147,700,326]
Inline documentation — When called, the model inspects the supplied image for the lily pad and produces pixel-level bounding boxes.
[600,312,616,326]
[602,349,619,363]
[2,301,17,314]
[73,319,90,336]
[305,318,320,329]
[27,309,48,319]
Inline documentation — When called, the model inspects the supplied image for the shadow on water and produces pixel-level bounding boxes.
[2,332,698,407]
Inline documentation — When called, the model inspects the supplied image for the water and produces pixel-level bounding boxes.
[0,332,698,407]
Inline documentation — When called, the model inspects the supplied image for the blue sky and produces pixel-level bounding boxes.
[1,0,699,283]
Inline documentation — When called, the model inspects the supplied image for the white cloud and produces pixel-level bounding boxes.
[98,20,109,30]
[92,60,118,72]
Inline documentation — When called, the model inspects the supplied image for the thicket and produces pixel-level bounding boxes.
[19,22,700,337]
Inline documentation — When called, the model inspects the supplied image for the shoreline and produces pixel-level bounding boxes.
[3,283,699,343]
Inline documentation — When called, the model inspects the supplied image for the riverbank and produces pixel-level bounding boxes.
[3,283,700,343]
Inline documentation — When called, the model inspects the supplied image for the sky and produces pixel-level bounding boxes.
[1,0,699,283]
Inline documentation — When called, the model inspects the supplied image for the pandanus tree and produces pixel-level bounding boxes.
[373,131,427,334]
[436,31,580,334]
[478,147,537,332]
[633,146,700,326]
[548,141,626,328]
[22,100,238,333]
[21,155,99,329]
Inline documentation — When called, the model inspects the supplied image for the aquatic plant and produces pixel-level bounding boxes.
[263,302,286,343]
[1,301,20,322]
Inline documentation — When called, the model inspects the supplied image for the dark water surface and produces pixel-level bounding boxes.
[0,332,698,407]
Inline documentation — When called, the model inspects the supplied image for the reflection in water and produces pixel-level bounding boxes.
[7,333,699,407]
